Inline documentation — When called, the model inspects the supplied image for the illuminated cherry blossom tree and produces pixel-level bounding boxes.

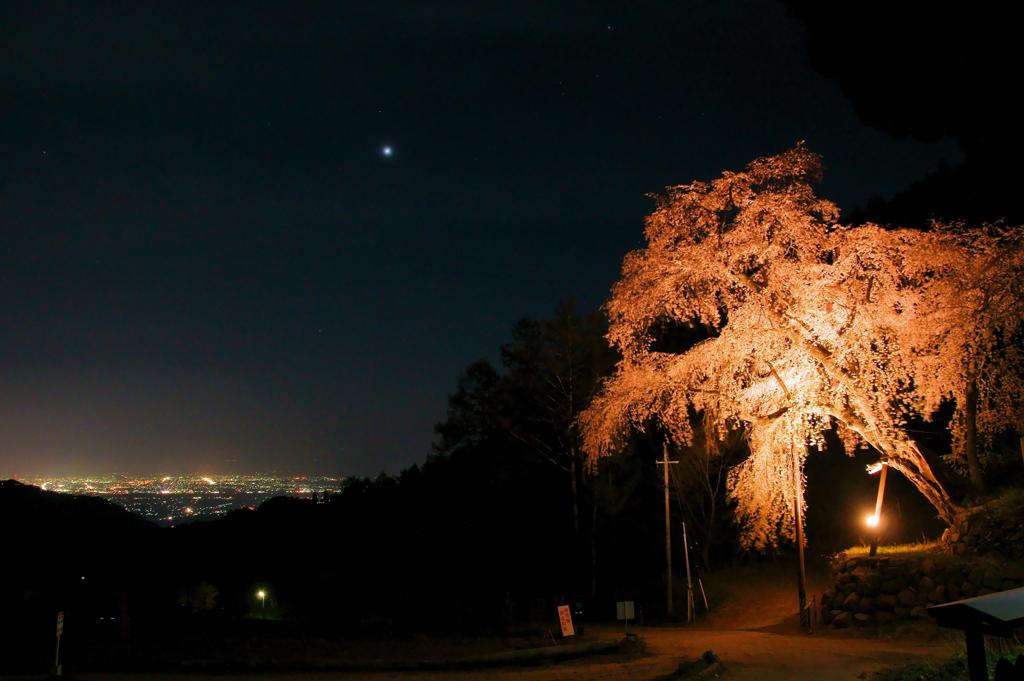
[580,146,1024,547]
[904,225,1024,493]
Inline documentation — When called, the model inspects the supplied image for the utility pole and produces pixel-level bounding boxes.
[54,611,63,677]
[868,462,889,557]
[657,442,678,616]
[682,521,695,623]
[792,440,808,631]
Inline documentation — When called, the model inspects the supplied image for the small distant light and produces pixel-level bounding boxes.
[865,514,879,528]
[81,576,86,580]
[381,145,394,158]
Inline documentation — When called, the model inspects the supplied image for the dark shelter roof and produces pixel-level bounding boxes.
[928,587,1024,636]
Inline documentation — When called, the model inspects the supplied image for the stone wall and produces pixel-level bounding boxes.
[940,491,1024,561]
[821,553,1024,628]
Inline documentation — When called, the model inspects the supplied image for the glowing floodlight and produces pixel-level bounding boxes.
[865,513,879,528]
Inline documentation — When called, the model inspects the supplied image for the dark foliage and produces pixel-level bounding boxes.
[785,1,1024,226]
[0,306,675,674]
[1,303,971,675]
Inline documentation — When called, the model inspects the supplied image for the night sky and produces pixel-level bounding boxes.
[2,1,957,477]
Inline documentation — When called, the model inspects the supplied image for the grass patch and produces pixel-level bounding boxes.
[836,540,1016,575]
[859,654,967,681]
[984,486,1024,514]
[843,541,941,558]
[861,649,1024,681]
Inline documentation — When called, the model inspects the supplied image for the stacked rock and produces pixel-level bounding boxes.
[941,497,1024,561]
[821,554,1024,628]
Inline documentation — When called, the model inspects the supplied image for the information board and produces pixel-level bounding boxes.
[557,604,575,637]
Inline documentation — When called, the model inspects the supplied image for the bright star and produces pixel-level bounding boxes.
[381,145,394,158]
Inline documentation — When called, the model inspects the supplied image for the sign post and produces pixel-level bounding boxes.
[616,600,635,635]
[53,611,64,677]
[557,604,575,638]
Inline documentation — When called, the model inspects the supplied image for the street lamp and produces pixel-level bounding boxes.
[256,589,266,617]
[865,462,888,556]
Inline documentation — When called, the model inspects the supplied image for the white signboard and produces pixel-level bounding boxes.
[616,600,635,620]
[557,604,575,637]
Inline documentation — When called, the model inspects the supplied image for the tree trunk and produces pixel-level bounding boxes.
[831,414,960,524]
[569,456,580,538]
[590,496,598,599]
[830,406,961,525]
[885,439,960,525]
[838,408,961,526]
[701,488,716,569]
[701,450,724,569]
[569,455,583,595]
[964,382,985,496]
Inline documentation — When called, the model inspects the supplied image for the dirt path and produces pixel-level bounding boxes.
[639,624,956,681]
[78,625,956,681]
[79,561,960,681]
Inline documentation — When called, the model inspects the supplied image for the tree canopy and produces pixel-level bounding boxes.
[784,2,1024,228]
[581,146,1024,548]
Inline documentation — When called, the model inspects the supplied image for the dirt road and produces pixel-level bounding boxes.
[80,623,957,681]
[80,562,959,680]
[641,625,955,681]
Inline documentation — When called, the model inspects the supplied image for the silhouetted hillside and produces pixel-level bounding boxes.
[1,479,155,534]
[1,478,158,588]
[0,480,160,673]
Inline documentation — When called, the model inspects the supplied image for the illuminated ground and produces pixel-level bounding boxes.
[79,561,959,681]
[75,627,955,681]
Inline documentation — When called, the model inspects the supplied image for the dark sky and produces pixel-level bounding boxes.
[2,1,957,478]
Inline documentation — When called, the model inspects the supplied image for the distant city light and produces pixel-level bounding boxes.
[17,474,344,526]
